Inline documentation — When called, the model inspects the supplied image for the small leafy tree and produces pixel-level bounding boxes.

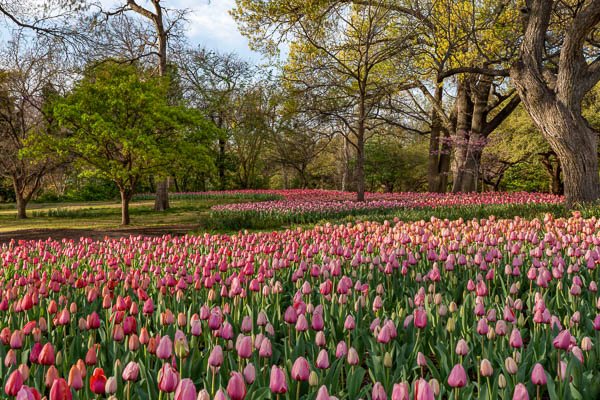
[49,61,213,225]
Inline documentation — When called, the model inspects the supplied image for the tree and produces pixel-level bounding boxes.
[103,0,189,211]
[0,0,86,37]
[0,36,67,218]
[265,1,416,200]
[177,47,253,189]
[50,62,210,225]
[510,0,600,206]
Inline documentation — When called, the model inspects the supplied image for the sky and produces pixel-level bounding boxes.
[99,0,264,63]
[182,0,261,62]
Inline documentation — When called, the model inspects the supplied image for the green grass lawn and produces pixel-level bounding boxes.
[0,198,239,233]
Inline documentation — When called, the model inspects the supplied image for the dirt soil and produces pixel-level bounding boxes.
[0,224,198,244]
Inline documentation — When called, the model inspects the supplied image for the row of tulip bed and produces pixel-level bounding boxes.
[2,212,600,399]
[207,191,564,229]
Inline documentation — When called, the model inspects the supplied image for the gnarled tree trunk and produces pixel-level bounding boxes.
[511,0,600,207]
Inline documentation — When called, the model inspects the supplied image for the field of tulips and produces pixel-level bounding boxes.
[2,211,600,399]
[208,191,563,229]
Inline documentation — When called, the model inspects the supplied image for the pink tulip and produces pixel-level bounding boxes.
[68,364,84,390]
[553,330,572,350]
[509,329,523,348]
[414,378,434,400]
[38,343,55,365]
[513,383,529,400]
[122,361,140,381]
[208,345,224,368]
[291,357,311,381]
[391,382,409,400]
[413,308,427,329]
[448,364,467,388]
[316,349,330,369]
[372,382,387,400]
[243,363,256,384]
[156,335,173,359]
[236,336,253,359]
[531,363,546,385]
[174,379,196,400]
[226,372,246,400]
[269,365,287,394]
[316,385,330,400]
[158,363,179,393]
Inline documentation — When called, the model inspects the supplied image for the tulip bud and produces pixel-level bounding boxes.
[309,371,319,386]
[498,374,506,388]
[429,378,440,396]
[480,359,493,377]
[383,352,392,368]
[105,376,117,394]
[505,357,518,375]
[446,318,456,333]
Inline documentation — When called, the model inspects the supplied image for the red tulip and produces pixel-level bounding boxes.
[5,370,23,396]
[38,343,55,365]
[90,368,107,395]
[49,378,72,400]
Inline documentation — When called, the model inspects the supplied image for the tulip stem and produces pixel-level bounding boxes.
[211,368,216,396]
[537,385,540,400]
[296,382,301,400]
[127,381,131,400]
[487,377,492,400]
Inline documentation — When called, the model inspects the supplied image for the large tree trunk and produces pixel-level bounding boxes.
[460,75,492,192]
[427,78,444,192]
[120,189,132,225]
[552,163,563,195]
[436,129,452,192]
[218,137,226,190]
[341,135,351,191]
[545,117,599,206]
[154,178,170,211]
[356,94,366,202]
[510,0,600,207]
[356,134,365,202]
[452,80,473,192]
[15,192,27,219]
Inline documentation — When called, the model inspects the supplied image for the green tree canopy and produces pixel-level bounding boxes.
[47,61,215,224]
